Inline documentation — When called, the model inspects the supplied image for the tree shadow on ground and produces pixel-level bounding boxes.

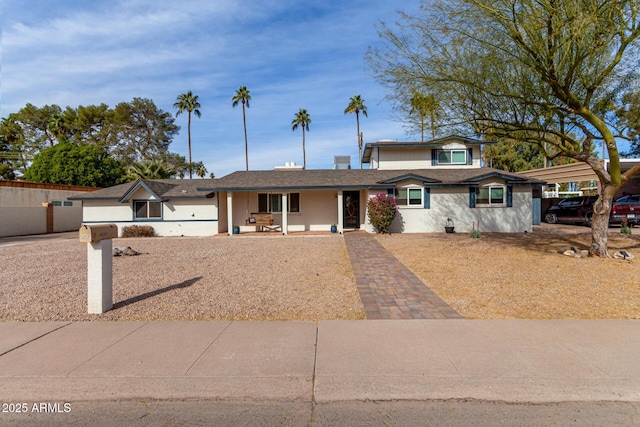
[479,229,640,254]
[113,277,202,310]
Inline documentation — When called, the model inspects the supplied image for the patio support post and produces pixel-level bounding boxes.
[337,190,344,233]
[227,191,234,236]
[282,192,288,235]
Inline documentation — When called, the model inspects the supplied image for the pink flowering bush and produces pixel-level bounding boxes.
[367,193,398,234]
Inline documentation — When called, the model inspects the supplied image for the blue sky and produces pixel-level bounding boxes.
[2,0,422,177]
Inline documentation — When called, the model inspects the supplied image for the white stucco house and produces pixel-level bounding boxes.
[69,135,544,236]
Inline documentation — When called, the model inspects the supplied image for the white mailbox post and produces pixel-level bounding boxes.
[79,224,118,314]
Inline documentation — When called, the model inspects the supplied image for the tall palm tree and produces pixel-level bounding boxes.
[410,92,440,142]
[291,109,311,169]
[344,95,368,169]
[232,86,252,171]
[173,91,201,179]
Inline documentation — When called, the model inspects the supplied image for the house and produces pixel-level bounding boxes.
[69,135,544,236]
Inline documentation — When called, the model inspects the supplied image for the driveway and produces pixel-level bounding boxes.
[0,231,78,248]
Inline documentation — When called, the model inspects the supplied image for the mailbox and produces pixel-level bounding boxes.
[79,224,118,243]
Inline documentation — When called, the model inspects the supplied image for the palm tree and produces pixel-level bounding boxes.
[291,109,311,169]
[195,161,207,178]
[410,92,440,142]
[344,95,368,169]
[232,86,252,171]
[126,160,175,181]
[173,91,201,179]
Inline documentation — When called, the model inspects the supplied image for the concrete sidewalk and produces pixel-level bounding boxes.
[0,320,639,403]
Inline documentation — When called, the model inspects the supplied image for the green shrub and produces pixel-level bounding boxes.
[470,230,481,238]
[367,193,398,234]
[121,225,155,238]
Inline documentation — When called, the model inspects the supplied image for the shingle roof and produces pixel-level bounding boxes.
[204,168,544,191]
[68,169,544,201]
[68,179,218,201]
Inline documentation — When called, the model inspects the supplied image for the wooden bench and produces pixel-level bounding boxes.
[245,212,281,231]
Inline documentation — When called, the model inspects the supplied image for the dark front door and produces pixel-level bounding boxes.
[343,191,360,229]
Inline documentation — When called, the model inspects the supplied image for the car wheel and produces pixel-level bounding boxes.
[545,212,558,224]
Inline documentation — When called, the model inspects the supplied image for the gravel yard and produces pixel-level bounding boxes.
[2,225,639,321]
[377,225,640,319]
[0,235,364,321]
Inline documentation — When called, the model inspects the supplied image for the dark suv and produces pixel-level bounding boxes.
[544,196,598,225]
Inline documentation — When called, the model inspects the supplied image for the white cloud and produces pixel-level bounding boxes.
[2,0,417,176]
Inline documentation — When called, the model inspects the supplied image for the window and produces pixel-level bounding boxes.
[395,188,422,206]
[134,200,162,219]
[437,149,467,165]
[477,186,505,205]
[52,201,73,207]
[258,193,300,213]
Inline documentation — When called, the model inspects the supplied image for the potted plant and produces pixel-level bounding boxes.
[232,225,240,234]
[330,224,337,233]
[444,218,455,233]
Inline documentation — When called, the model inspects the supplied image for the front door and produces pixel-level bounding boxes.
[343,191,360,229]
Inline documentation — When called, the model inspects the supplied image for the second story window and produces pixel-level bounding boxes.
[436,149,468,165]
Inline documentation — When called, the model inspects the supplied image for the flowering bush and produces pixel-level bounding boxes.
[367,193,398,234]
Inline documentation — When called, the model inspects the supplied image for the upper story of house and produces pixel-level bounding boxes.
[362,135,486,170]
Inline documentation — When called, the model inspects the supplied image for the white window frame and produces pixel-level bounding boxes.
[437,149,467,165]
[395,187,423,207]
[134,200,162,219]
[477,185,506,206]
[258,193,300,213]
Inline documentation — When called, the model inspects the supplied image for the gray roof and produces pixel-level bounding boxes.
[209,168,543,191]
[68,179,218,201]
[68,169,544,201]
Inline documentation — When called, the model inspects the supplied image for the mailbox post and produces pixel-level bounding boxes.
[79,224,118,314]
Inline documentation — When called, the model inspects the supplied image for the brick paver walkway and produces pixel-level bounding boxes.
[344,232,463,320]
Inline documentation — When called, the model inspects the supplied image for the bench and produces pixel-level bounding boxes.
[245,212,281,231]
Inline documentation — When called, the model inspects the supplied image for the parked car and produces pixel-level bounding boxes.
[544,196,598,225]
[610,194,640,226]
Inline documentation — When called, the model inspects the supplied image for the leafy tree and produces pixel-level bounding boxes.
[483,139,546,172]
[367,193,398,234]
[23,141,124,187]
[0,117,26,176]
[617,90,640,156]
[125,160,175,181]
[291,109,311,169]
[174,91,201,179]
[110,98,179,167]
[232,86,252,171]
[344,95,368,169]
[368,0,640,257]
[0,133,16,180]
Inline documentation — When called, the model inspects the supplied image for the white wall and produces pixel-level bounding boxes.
[365,187,533,233]
[0,187,82,207]
[81,195,220,237]
[53,206,83,232]
[373,144,481,170]
[0,207,47,236]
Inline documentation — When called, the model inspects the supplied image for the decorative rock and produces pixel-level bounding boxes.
[613,251,635,260]
[113,247,140,256]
